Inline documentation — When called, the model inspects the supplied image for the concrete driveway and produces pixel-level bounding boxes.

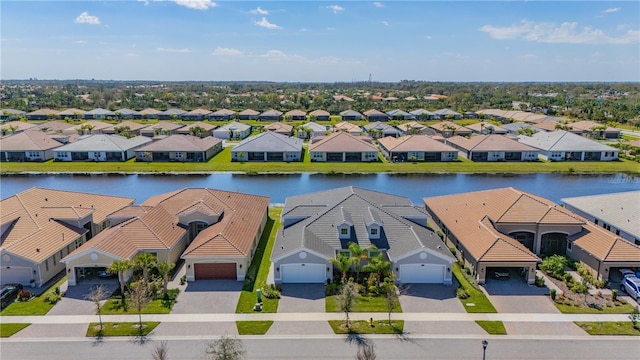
[482,275,559,314]
[171,280,242,314]
[48,282,118,316]
[398,282,465,313]
[277,284,325,313]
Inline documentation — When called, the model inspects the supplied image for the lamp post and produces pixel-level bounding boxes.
[482,339,488,360]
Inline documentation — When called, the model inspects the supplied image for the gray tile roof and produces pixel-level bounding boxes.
[231,131,302,152]
[115,108,139,115]
[562,191,640,238]
[517,130,618,152]
[409,109,435,116]
[161,108,187,115]
[340,110,363,117]
[217,121,251,131]
[53,134,151,152]
[433,108,461,116]
[85,108,116,116]
[273,187,452,261]
[135,135,221,152]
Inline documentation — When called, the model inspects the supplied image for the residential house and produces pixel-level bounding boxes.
[139,122,185,137]
[182,109,213,121]
[570,121,621,139]
[309,131,379,162]
[213,121,251,140]
[518,130,619,161]
[396,121,435,136]
[386,109,415,121]
[102,121,148,136]
[231,131,302,162]
[1,121,37,135]
[363,121,402,138]
[465,122,509,135]
[445,135,539,161]
[26,108,59,120]
[500,122,540,136]
[73,121,113,135]
[1,130,63,161]
[424,188,640,284]
[115,108,141,119]
[433,108,462,120]
[284,109,307,121]
[463,111,479,119]
[334,121,362,136]
[562,191,640,246]
[1,109,26,122]
[237,109,260,120]
[139,108,162,119]
[363,109,390,122]
[264,122,294,136]
[208,109,236,121]
[31,120,76,134]
[57,108,85,120]
[339,110,363,121]
[159,108,187,120]
[298,122,329,139]
[429,121,472,138]
[409,109,436,121]
[333,95,354,102]
[271,187,455,284]
[1,188,133,286]
[308,109,331,121]
[378,135,459,162]
[53,134,152,161]
[258,109,283,121]
[84,108,116,120]
[176,121,217,138]
[533,122,563,132]
[135,135,222,162]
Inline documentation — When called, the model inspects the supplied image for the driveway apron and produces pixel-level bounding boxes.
[482,276,559,314]
[277,284,325,313]
[398,283,465,313]
[171,280,242,314]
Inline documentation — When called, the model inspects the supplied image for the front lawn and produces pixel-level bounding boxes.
[86,322,160,337]
[236,208,281,313]
[325,294,401,313]
[0,323,30,337]
[328,320,404,334]
[100,289,179,314]
[555,302,636,314]
[475,320,507,335]
[575,322,640,336]
[452,263,497,313]
[236,320,274,335]
[0,276,67,316]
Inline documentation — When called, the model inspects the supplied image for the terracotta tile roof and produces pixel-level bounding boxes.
[0,130,64,151]
[31,121,75,133]
[378,135,457,152]
[186,108,213,115]
[176,122,217,133]
[496,194,584,225]
[1,121,37,132]
[104,121,148,132]
[141,122,185,132]
[285,109,307,117]
[570,121,620,133]
[140,108,162,115]
[571,223,640,262]
[27,109,59,116]
[309,109,330,117]
[445,134,538,152]
[73,121,113,131]
[1,188,134,263]
[334,121,361,133]
[264,122,293,133]
[239,109,260,116]
[210,108,236,116]
[429,121,472,133]
[309,131,377,152]
[57,108,86,116]
[397,121,427,132]
[136,135,222,152]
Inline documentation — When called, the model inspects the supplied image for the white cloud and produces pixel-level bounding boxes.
[212,47,243,56]
[327,27,336,31]
[264,50,287,58]
[299,28,309,32]
[603,8,620,14]
[373,2,384,8]
[250,7,268,15]
[519,54,537,60]
[425,35,432,40]
[74,40,87,45]
[480,20,640,45]
[381,21,389,27]
[254,17,282,30]
[170,0,216,10]
[138,0,149,5]
[591,52,606,57]
[156,47,192,53]
[125,53,140,57]
[74,12,100,25]
[327,5,344,14]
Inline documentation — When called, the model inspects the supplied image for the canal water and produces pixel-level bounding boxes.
[1,173,638,204]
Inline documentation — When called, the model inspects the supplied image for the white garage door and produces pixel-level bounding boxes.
[281,263,326,284]
[1,267,32,285]
[399,264,445,283]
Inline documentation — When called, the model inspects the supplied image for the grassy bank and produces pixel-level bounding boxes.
[86,322,160,337]
[452,263,497,313]
[0,323,30,337]
[328,320,404,334]
[0,276,67,316]
[475,320,507,335]
[236,321,274,335]
[575,322,640,335]
[326,294,402,313]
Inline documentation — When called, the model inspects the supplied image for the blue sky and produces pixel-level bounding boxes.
[1,1,639,82]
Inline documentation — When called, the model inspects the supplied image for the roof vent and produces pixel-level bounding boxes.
[45,198,48,201]
[36,248,40,252]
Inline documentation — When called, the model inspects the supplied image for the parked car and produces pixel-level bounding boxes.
[621,276,640,300]
[1,283,23,308]
[619,268,636,279]
[97,269,115,279]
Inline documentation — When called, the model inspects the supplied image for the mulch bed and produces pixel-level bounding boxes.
[546,275,623,309]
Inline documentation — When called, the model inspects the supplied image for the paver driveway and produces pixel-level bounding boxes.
[482,275,559,314]
[277,284,325,313]
[398,282,465,313]
[171,280,242,314]
[48,282,118,316]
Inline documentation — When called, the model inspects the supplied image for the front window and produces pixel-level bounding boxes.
[341,228,348,235]
[370,228,378,235]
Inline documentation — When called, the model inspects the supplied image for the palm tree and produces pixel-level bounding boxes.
[330,253,353,283]
[347,242,371,281]
[108,259,132,300]
[134,252,157,284]
[363,254,391,286]
[156,261,175,297]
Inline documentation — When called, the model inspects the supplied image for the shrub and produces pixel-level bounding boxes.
[180,275,187,285]
[456,287,470,299]
[44,291,62,304]
[563,273,574,284]
[550,288,557,301]
[448,247,456,256]
[17,289,32,301]
[570,282,588,294]
[539,255,568,279]
[593,279,608,289]
[261,284,281,299]
[325,283,341,296]
[534,275,545,287]
[612,289,618,301]
[464,267,471,275]
[436,231,444,239]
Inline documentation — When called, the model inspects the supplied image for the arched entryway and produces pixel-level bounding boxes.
[541,233,568,256]
[509,231,535,252]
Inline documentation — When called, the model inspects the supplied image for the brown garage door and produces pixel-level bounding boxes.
[194,263,237,280]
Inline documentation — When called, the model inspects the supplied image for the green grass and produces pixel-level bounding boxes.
[2,153,638,175]
[236,208,281,313]
[452,263,497,313]
[575,322,640,335]
[0,323,30,337]
[555,302,636,314]
[325,294,402,313]
[475,320,507,335]
[100,297,175,314]
[0,276,67,316]
[328,320,404,334]
[236,320,274,335]
[86,322,160,337]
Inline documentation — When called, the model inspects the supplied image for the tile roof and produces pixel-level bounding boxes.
[140,108,162,115]
[1,121,38,132]
[27,109,59,116]
[210,109,236,116]
[104,121,149,132]
[73,121,113,131]
[363,109,389,117]
[54,134,152,152]
[570,121,620,133]
[334,121,362,133]
[161,108,187,116]
[517,130,618,152]
[429,121,472,133]
[136,135,222,152]
[186,108,213,115]
[562,191,640,238]
[363,121,401,133]
[409,109,435,116]
[0,130,64,151]
[571,224,640,262]
[264,122,294,133]
[378,135,458,152]
[445,134,539,152]
[177,121,217,133]
[141,122,185,132]
[397,121,427,132]
[85,108,116,116]
[433,108,461,116]
[57,108,86,116]
[302,122,328,132]
[309,131,377,152]
[115,108,139,115]
[239,109,260,116]
[339,110,363,117]
[465,122,508,134]
[232,131,302,152]
[309,109,330,117]
[260,109,283,117]
[285,109,307,117]
[217,121,250,131]
[31,121,75,133]
[386,109,413,117]
[1,188,133,263]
